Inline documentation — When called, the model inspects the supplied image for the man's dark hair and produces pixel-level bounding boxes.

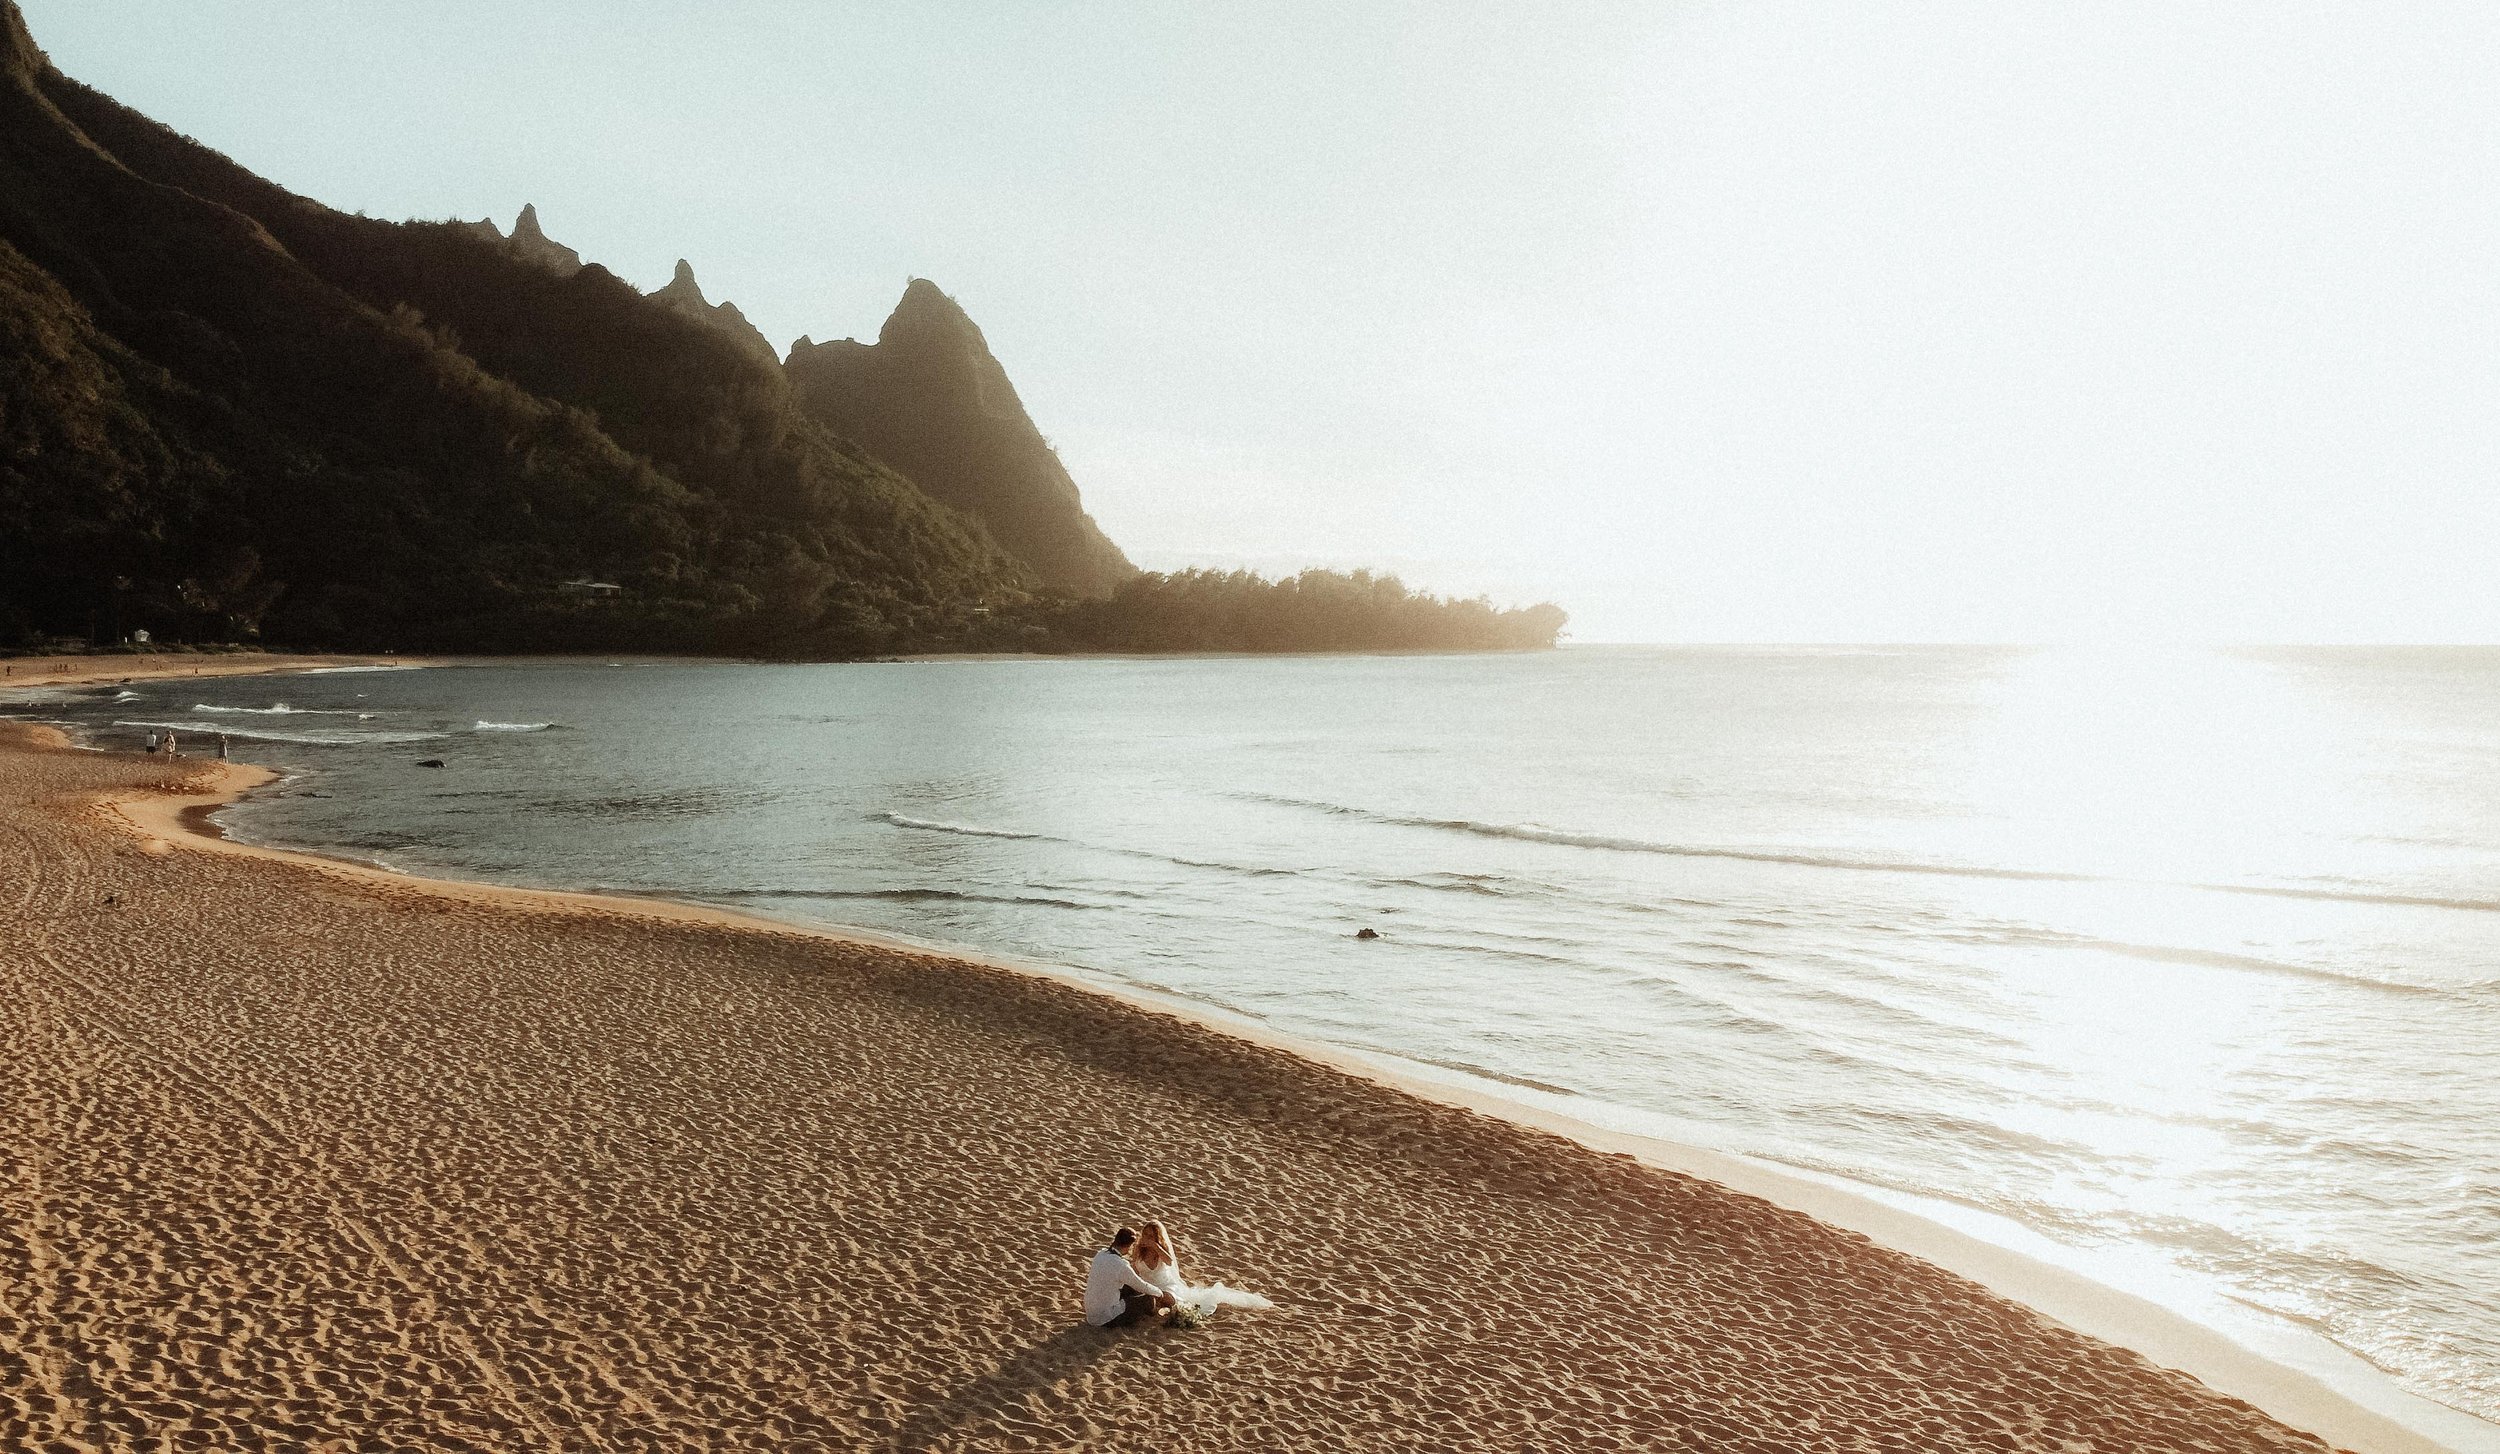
[1111,1226,1137,1250]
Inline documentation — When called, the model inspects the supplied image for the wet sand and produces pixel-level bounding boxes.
[0,715,2373,1451]
[0,650,421,690]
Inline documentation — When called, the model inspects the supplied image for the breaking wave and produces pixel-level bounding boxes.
[881,812,1043,840]
[112,718,449,747]
[191,703,354,716]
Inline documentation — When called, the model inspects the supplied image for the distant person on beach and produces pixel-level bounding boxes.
[162,730,179,758]
[1083,1227,1172,1329]
[217,734,229,760]
[144,730,159,754]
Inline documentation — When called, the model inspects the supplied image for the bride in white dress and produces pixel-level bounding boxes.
[1132,1220,1274,1322]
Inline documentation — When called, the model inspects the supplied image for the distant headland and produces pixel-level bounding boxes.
[0,0,1562,659]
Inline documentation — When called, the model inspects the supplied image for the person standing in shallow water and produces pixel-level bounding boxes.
[217,734,229,760]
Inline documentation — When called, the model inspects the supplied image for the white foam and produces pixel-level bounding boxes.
[112,718,448,747]
[882,812,1041,840]
[192,703,353,716]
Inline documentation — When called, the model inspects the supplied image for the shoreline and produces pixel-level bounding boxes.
[8,657,2491,1450]
[142,762,2490,1454]
[0,649,434,689]
[20,660,2480,1454]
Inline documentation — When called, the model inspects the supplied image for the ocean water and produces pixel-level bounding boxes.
[15,647,2499,1430]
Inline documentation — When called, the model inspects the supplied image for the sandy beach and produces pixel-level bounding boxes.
[0,680,2387,1452]
[0,651,425,690]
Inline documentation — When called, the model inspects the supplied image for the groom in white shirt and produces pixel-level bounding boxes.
[1084,1226,1172,1329]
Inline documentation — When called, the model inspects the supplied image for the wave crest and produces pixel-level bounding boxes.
[113,718,448,747]
[193,703,353,716]
[881,812,1040,840]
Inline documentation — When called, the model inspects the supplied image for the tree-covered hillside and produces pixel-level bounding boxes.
[0,0,1565,657]
[1021,569,1568,654]
[0,2,1028,655]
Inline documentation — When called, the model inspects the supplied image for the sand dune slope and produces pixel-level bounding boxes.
[0,727,2345,1451]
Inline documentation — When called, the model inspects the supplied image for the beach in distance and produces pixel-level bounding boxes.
[7,648,2497,1452]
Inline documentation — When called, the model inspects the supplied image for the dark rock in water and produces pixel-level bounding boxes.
[415,758,445,769]
[1355,927,1381,940]
[785,278,1134,595]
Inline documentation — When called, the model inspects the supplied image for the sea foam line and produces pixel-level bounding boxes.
[191,703,356,716]
[1235,793,2500,915]
[881,812,1042,840]
[711,886,1105,911]
[112,718,449,747]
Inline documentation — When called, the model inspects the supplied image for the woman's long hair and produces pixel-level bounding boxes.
[1134,1219,1178,1271]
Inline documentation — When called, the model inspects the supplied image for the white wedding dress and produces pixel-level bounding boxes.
[1139,1254,1274,1319]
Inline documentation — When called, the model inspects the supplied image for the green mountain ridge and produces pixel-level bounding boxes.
[1,2,1033,654]
[0,0,1565,656]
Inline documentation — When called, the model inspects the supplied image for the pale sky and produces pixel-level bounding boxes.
[25,1,2500,642]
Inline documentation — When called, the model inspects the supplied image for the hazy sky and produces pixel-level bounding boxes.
[25,2,2500,642]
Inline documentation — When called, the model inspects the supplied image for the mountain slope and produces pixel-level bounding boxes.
[787,279,1135,596]
[0,0,1030,652]
[0,0,1563,656]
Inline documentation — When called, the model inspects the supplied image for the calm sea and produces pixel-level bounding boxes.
[16,647,2499,1431]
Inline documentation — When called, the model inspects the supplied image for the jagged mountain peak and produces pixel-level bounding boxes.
[785,279,1134,595]
[2,0,44,78]
[505,203,583,276]
[881,276,979,346]
[646,256,775,365]
[660,258,706,302]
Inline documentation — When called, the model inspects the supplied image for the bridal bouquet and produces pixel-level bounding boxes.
[1169,1303,1208,1330]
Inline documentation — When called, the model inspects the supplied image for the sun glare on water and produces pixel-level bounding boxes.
[1963,646,2370,888]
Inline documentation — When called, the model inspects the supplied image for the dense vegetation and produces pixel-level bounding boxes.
[0,0,1564,658]
[994,569,1566,654]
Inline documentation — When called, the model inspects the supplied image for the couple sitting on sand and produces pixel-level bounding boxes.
[1083,1220,1273,1329]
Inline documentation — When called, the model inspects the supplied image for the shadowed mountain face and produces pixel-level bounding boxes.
[0,0,1033,653]
[787,280,1135,596]
[0,0,1561,655]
